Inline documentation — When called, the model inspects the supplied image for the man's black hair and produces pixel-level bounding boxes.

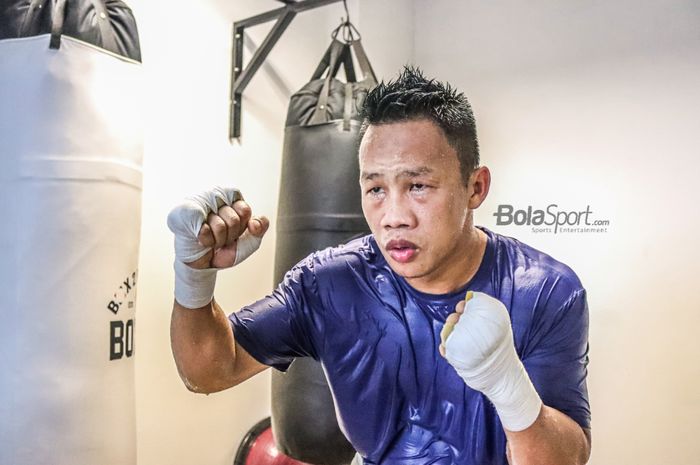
[360,66,480,183]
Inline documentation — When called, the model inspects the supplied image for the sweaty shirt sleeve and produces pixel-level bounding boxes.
[228,255,322,372]
[522,288,591,430]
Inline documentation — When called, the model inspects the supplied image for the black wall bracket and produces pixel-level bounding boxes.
[229,0,344,143]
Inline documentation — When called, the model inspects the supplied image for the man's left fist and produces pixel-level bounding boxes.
[440,291,543,432]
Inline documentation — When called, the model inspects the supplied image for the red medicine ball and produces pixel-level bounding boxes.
[235,418,315,465]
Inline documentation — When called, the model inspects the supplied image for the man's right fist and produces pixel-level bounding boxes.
[167,187,269,309]
[167,187,269,270]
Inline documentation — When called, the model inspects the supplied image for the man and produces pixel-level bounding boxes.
[167,67,591,465]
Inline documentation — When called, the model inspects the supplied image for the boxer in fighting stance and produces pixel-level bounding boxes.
[168,67,591,464]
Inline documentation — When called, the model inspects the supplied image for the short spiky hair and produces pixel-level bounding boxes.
[360,66,480,182]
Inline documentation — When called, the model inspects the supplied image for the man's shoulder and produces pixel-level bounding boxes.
[484,229,588,350]
[300,234,379,274]
[486,228,584,293]
[283,235,382,302]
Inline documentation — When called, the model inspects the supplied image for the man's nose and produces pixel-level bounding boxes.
[380,194,415,229]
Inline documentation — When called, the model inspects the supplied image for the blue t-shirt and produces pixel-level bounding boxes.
[229,227,590,465]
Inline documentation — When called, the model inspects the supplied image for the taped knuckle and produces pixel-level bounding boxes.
[217,205,235,218]
[197,223,214,246]
[235,201,252,218]
[209,220,226,238]
[444,337,466,367]
[198,190,225,212]
[190,186,241,216]
[233,203,251,236]
[216,206,238,229]
[228,213,242,233]
[221,187,243,205]
[206,215,226,242]
[168,203,201,237]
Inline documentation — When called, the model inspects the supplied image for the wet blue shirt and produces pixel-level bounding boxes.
[229,228,590,464]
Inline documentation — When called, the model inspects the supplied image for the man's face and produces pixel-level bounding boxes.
[359,119,475,288]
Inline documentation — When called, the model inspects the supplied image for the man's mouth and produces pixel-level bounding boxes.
[385,239,419,263]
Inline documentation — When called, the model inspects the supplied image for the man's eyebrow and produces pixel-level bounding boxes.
[361,171,381,181]
[361,166,433,181]
[399,166,433,178]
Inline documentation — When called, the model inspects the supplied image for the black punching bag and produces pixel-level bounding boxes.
[271,35,376,465]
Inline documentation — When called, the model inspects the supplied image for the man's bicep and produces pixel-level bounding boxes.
[228,256,322,373]
[232,341,270,385]
[229,291,318,372]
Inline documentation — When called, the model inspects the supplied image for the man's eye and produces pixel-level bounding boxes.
[411,183,427,191]
[367,186,383,195]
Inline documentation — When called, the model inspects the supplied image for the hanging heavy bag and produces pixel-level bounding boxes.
[0,0,141,61]
[271,30,377,465]
[0,2,142,464]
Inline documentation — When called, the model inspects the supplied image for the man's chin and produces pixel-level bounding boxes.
[385,256,424,279]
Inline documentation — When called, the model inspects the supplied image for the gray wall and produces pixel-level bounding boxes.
[414,1,700,464]
[128,0,699,463]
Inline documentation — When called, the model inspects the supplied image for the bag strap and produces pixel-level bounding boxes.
[307,24,377,126]
[350,39,377,87]
[307,69,334,125]
[308,40,353,125]
[330,21,376,86]
[343,82,353,131]
[339,44,356,83]
[49,0,67,49]
[311,39,346,81]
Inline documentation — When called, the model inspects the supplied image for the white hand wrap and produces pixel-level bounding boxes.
[233,231,263,267]
[444,292,542,432]
[166,187,262,309]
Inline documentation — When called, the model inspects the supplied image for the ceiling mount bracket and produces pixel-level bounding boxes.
[229,0,344,143]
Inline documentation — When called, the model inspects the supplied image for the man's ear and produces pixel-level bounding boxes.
[468,166,491,209]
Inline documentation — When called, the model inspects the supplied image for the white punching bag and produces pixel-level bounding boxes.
[0,6,143,464]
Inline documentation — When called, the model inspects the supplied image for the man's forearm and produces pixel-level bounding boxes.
[167,188,270,394]
[505,405,591,465]
[170,299,239,394]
